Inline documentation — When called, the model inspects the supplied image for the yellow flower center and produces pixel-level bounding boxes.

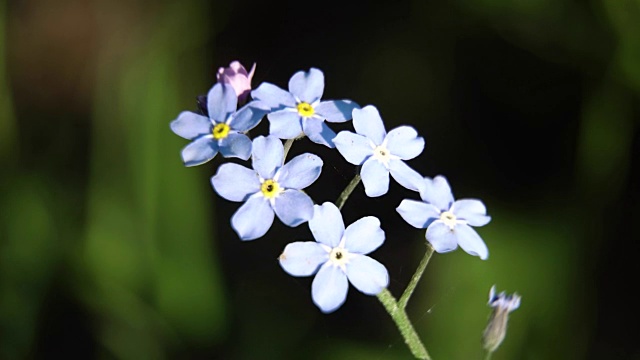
[296,102,315,117]
[440,211,457,230]
[212,123,230,140]
[261,179,281,199]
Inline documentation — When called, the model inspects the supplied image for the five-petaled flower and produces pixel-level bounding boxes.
[396,175,491,259]
[211,135,323,240]
[279,202,389,313]
[333,105,424,197]
[251,68,359,148]
[170,83,267,166]
[217,61,256,103]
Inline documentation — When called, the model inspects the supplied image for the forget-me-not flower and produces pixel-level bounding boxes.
[279,202,389,313]
[170,83,267,166]
[211,135,322,240]
[483,285,521,353]
[251,68,359,148]
[217,61,256,103]
[333,105,424,197]
[396,175,491,259]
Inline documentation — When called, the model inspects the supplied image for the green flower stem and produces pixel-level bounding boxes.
[484,351,493,360]
[398,244,434,310]
[336,173,361,210]
[377,289,431,360]
[282,138,295,162]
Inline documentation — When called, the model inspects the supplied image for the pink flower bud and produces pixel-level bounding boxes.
[216,61,256,103]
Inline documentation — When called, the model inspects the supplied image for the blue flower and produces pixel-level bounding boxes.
[396,175,491,259]
[333,105,424,197]
[170,83,267,166]
[211,135,323,240]
[279,202,389,313]
[483,285,521,352]
[251,68,359,148]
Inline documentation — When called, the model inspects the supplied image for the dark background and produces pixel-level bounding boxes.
[1,0,639,359]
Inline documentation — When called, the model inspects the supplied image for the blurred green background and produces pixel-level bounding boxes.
[1,0,639,359]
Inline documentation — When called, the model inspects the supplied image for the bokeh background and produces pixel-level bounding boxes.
[1,0,639,359]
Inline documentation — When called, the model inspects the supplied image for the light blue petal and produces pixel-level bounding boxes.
[267,110,304,139]
[345,254,389,295]
[454,224,489,260]
[343,216,384,255]
[396,200,440,229]
[181,136,218,167]
[279,242,328,276]
[288,68,324,103]
[309,202,345,247]
[217,133,252,160]
[315,100,359,123]
[210,163,260,201]
[273,190,314,227]
[251,82,296,108]
[251,136,283,179]
[451,199,491,227]
[231,195,275,240]
[312,263,348,313]
[303,117,337,148]
[207,83,238,122]
[425,221,459,253]
[386,126,424,160]
[231,103,268,132]
[353,105,386,145]
[333,131,373,165]
[278,153,323,189]
[360,159,390,197]
[419,175,454,211]
[170,111,211,140]
[388,159,423,192]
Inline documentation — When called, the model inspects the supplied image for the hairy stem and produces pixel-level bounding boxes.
[336,173,361,210]
[398,244,435,309]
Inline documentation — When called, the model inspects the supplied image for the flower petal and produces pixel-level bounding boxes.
[231,102,268,132]
[419,175,454,211]
[211,163,260,201]
[344,216,384,254]
[279,241,328,277]
[267,110,304,139]
[170,111,211,140]
[389,159,423,192]
[274,190,314,227]
[397,200,440,229]
[231,195,275,240]
[251,82,296,108]
[288,68,324,103]
[352,105,386,145]
[315,100,359,123]
[360,159,390,197]
[251,136,283,179]
[309,202,345,248]
[312,263,348,313]
[207,83,238,122]
[425,221,459,253]
[303,117,337,148]
[278,153,323,189]
[333,131,373,165]
[181,136,218,167]
[454,224,489,260]
[217,133,252,160]
[451,199,491,227]
[345,254,389,295]
[386,126,424,160]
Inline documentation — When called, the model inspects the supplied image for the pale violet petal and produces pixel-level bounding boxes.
[231,103,268,132]
[274,190,314,227]
[352,105,386,145]
[333,131,373,165]
[288,68,324,103]
[268,110,304,139]
[454,224,489,260]
[170,111,211,140]
[451,199,491,227]
[207,83,237,122]
[210,163,260,201]
[419,175,454,211]
[361,159,390,197]
[181,136,218,167]
[278,153,323,190]
[315,100,359,123]
[303,117,337,148]
[345,254,389,295]
[251,136,283,179]
[386,126,425,160]
[251,82,296,108]
[312,263,348,313]
[309,202,345,248]
[343,216,384,255]
[218,133,252,160]
[388,159,423,192]
[279,242,328,276]
[396,200,440,229]
[425,221,459,253]
[231,196,275,240]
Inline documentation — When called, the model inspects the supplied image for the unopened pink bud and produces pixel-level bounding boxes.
[216,61,256,103]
